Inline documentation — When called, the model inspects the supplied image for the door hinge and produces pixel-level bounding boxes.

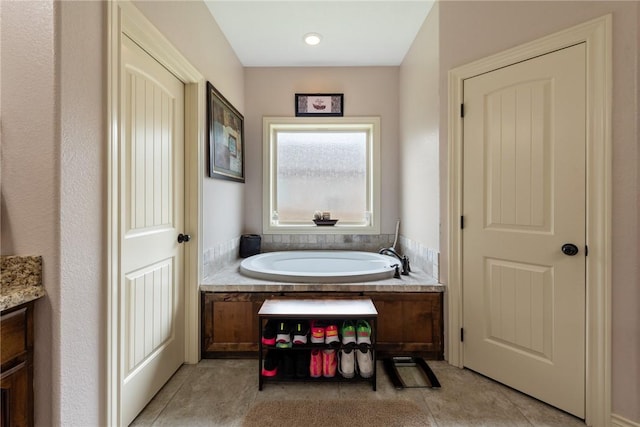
[460,328,464,342]
[460,104,465,118]
[460,216,464,229]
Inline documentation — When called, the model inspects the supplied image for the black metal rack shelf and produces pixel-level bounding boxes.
[257,298,378,391]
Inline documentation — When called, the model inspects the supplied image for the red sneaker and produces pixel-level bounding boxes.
[310,320,325,344]
[310,349,322,378]
[325,322,339,345]
[322,349,337,378]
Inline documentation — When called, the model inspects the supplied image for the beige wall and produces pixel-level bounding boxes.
[243,67,400,234]
[1,1,58,424]
[135,0,245,252]
[3,0,244,424]
[58,2,106,424]
[399,2,439,250]
[134,0,245,251]
[4,0,637,423]
[438,1,640,422]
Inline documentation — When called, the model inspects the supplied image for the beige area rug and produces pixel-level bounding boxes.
[242,399,433,427]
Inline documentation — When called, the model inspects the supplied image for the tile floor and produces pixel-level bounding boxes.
[132,359,586,426]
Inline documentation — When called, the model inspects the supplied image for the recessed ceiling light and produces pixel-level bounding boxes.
[303,33,322,46]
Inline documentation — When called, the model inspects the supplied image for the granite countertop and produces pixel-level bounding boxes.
[1,255,46,311]
[201,259,444,293]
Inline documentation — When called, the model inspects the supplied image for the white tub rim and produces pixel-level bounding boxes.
[239,250,397,283]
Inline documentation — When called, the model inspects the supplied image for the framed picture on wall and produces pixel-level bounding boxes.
[207,81,245,183]
[295,93,344,117]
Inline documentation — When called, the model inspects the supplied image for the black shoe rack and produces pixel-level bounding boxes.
[258,298,378,391]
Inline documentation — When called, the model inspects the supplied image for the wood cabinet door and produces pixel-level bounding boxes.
[201,293,279,355]
[365,292,443,358]
[1,362,30,427]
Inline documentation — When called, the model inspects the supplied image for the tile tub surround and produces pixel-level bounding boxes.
[398,235,439,281]
[203,237,241,278]
[260,233,396,253]
[203,234,440,287]
[200,258,443,293]
[0,255,45,311]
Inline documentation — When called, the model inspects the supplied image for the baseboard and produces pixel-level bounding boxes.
[612,413,640,427]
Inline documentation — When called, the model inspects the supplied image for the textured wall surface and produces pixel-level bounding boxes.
[58,1,105,424]
[0,1,57,424]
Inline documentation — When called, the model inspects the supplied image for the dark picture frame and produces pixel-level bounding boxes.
[207,81,245,182]
[295,93,344,117]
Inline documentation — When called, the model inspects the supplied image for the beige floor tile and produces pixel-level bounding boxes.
[422,362,533,426]
[131,364,197,426]
[134,358,586,427]
[499,386,585,427]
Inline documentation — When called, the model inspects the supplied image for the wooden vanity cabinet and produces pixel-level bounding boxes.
[201,292,278,357]
[364,292,443,359]
[201,291,443,359]
[1,302,34,427]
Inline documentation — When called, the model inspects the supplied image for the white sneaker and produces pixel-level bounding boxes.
[356,347,373,378]
[338,347,355,379]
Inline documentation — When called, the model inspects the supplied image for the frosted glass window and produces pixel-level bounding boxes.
[276,132,367,222]
[263,117,380,234]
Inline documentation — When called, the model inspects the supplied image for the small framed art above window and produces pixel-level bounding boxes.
[263,116,381,234]
[295,93,344,117]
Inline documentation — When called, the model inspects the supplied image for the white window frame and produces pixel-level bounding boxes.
[263,116,381,234]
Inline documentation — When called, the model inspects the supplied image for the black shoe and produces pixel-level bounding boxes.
[279,351,295,379]
[295,350,310,378]
[276,320,293,348]
[262,319,277,346]
[292,320,309,345]
[262,350,279,377]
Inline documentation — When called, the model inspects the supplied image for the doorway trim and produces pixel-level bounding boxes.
[447,15,611,427]
[107,1,204,425]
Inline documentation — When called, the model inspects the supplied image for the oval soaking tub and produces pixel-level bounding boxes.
[239,251,397,283]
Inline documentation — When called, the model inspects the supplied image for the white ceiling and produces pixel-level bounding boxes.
[204,1,435,67]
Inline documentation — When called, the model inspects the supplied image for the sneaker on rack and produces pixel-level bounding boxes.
[356,320,372,345]
[276,320,292,348]
[338,346,355,379]
[309,349,322,378]
[322,349,337,378]
[356,347,373,378]
[310,320,325,344]
[295,350,310,378]
[261,319,277,346]
[340,320,356,345]
[261,350,279,377]
[292,320,309,345]
[324,322,339,345]
[279,351,295,379]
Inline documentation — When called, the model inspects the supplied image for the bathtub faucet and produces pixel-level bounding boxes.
[379,247,411,276]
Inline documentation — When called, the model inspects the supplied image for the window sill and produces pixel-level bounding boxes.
[263,224,381,235]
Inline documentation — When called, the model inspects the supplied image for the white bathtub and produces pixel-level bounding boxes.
[239,250,397,283]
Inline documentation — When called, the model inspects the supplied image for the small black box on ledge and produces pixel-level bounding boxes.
[240,234,261,258]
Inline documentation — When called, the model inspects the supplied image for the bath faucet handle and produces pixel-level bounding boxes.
[392,264,401,279]
[402,256,411,275]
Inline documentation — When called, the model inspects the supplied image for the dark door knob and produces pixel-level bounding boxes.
[561,243,579,256]
[177,233,191,244]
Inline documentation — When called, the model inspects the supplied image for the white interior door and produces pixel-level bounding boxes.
[462,44,586,417]
[120,35,185,426]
